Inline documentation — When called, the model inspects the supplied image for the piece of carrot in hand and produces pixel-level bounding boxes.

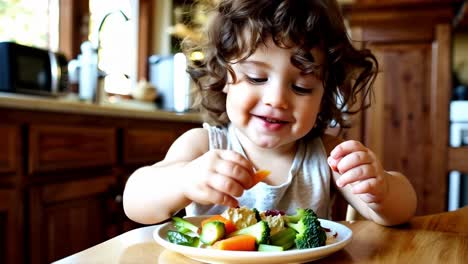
[201,215,237,234]
[252,169,271,185]
[212,234,257,251]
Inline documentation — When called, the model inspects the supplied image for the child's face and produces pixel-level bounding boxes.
[225,39,324,150]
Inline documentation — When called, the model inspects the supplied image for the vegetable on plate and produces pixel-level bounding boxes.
[166,207,330,251]
[212,234,257,251]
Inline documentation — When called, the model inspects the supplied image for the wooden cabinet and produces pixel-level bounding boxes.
[0,106,200,264]
[0,125,22,263]
[343,1,454,215]
[0,189,22,264]
[28,176,116,264]
[28,125,116,175]
[122,128,179,165]
[0,125,19,179]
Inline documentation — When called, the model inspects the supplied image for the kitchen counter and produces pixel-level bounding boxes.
[0,92,202,123]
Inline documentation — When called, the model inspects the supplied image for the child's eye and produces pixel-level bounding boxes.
[246,76,268,84]
[292,84,313,95]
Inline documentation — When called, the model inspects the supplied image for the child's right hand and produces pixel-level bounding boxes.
[180,149,256,208]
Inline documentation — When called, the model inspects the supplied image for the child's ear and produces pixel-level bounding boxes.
[223,84,230,93]
[224,73,233,93]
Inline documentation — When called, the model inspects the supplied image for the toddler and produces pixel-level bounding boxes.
[123,0,417,226]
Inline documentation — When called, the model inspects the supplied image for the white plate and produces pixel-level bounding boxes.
[153,216,352,264]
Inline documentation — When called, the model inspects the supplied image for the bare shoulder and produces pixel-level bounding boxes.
[321,134,344,155]
[158,127,209,164]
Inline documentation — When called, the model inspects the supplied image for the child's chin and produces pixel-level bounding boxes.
[253,137,284,149]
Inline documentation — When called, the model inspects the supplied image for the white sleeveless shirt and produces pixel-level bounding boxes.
[185,123,333,219]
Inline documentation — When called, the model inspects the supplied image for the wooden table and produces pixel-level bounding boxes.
[54,207,468,264]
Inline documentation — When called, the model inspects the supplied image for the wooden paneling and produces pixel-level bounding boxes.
[122,128,179,165]
[0,125,18,175]
[429,24,452,213]
[28,125,116,174]
[59,0,89,60]
[0,189,22,264]
[29,176,115,264]
[364,43,437,214]
[345,2,453,215]
[448,147,468,173]
[138,0,154,80]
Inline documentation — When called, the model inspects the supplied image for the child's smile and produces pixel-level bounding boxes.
[254,114,288,130]
[225,38,324,150]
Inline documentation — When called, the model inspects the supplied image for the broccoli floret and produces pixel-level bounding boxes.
[252,208,261,222]
[284,208,306,223]
[285,208,326,249]
[172,216,200,235]
[227,220,270,245]
[200,221,226,245]
[269,227,296,250]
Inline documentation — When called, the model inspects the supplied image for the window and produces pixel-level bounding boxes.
[0,0,59,51]
[89,0,136,95]
[1,0,139,96]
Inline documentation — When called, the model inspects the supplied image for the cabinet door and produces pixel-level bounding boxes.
[0,125,18,177]
[0,189,22,264]
[29,176,116,264]
[353,26,451,215]
[363,44,433,211]
[345,3,452,215]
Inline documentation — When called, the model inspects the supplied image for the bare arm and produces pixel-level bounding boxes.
[123,128,256,224]
[123,128,208,224]
[323,135,417,226]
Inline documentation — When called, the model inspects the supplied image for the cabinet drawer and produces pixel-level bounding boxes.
[0,125,18,175]
[123,128,179,165]
[28,125,116,174]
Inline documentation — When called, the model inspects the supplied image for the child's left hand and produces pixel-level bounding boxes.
[327,140,389,204]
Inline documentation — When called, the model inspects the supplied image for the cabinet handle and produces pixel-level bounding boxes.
[115,194,123,203]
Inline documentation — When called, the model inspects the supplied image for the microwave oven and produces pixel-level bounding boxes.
[0,41,69,96]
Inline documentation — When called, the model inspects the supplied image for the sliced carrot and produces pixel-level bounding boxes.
[201,215,237,234]
[212,234,257,251]
[252,169,271,185]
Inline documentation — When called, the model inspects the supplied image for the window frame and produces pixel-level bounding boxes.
[58,0,152,81]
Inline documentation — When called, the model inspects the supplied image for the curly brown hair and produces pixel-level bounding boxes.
[184,0,378,138]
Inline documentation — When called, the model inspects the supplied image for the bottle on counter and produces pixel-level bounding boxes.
[78,41,99,102]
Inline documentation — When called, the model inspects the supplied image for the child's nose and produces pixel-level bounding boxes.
[262,83,289,109]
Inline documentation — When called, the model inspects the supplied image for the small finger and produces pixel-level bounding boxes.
[202,186,239,207]
[219,193,239,207]
[218,150,255,174]
[351,179,378,195]
[327,156,339,172]
[209,173,244,197]
[336,166,373,187]
[330,140,367,159]
[336,151,372,174]
[214,159,253,188]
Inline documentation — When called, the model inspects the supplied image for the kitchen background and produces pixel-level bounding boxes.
[0,0,467,263]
